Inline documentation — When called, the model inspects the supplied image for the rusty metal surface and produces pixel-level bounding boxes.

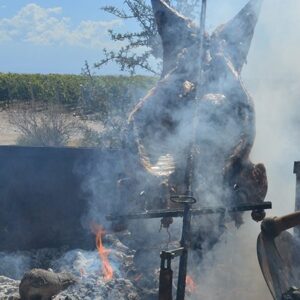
[159,268,173,300]
[257,231,300,299]
[293,162,300,239]
[0,146,124,251]
[106,202,272,221]
[261,213,300,238]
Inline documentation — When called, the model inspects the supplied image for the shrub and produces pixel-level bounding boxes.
[0,73,156,117]
[8,104,81,147]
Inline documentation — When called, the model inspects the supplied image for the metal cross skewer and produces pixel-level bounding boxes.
[107,201,271,300]
[107,1,271,299]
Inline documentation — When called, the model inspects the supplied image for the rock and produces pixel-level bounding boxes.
[19,269,77,300]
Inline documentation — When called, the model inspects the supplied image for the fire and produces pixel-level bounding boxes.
[134,273,143,282]
[186,275,197,294]
[79,268,86,278]
[92,224,114,282]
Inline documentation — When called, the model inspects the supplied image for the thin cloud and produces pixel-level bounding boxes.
[0,3,122,48]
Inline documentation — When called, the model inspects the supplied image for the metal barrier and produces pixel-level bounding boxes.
[0,146,123,251]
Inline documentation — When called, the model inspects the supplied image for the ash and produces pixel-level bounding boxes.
[0,233,157,300]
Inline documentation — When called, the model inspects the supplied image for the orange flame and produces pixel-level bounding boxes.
[186,275,197,294]
[79,268,86,278]
[134,273,143,282]
[92,224,114,282]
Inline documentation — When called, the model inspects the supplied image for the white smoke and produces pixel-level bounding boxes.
[187,1,300,299]
[58,1,300,299]
[245,0,300,216]
[1,2,299,299]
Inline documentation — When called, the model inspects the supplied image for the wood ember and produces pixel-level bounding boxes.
[0,276,20,299]
[0,234,157,300]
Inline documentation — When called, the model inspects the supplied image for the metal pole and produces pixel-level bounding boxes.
[106,202,272,221]
[196,0,207,95]
[176,203,192,300]
[293,162,300,238]
[177,1,208,298]
[199,0,207,45]
[186,0,207,197]
[159,255,173,300]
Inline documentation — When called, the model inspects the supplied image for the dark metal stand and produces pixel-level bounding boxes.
[107,201,271,300]
[171,195,196,300]
[293,162,300,238]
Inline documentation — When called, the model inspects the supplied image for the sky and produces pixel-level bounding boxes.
[0,0,299,76]
[0,0,263,75]
[0,0,128,74]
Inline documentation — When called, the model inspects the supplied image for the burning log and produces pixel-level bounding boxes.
[19,268,77,300]
[0,231,148,299]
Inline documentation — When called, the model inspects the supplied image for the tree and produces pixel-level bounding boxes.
[96,0,200,75]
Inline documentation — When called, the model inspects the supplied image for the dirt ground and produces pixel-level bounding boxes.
[0,110,19,145]
[0,108,104,146]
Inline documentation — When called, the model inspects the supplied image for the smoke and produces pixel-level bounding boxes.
[185,1,300,299]
[71,1,300,299]
[79,1,300,298]
[1,1,298,299]
[188,220,271,300]
[0,252,30,279]
[245,0,300,215]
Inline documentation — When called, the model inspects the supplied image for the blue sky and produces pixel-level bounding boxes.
[0,0,128,74]
[0,1,299,75]
[0,0,254,75]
